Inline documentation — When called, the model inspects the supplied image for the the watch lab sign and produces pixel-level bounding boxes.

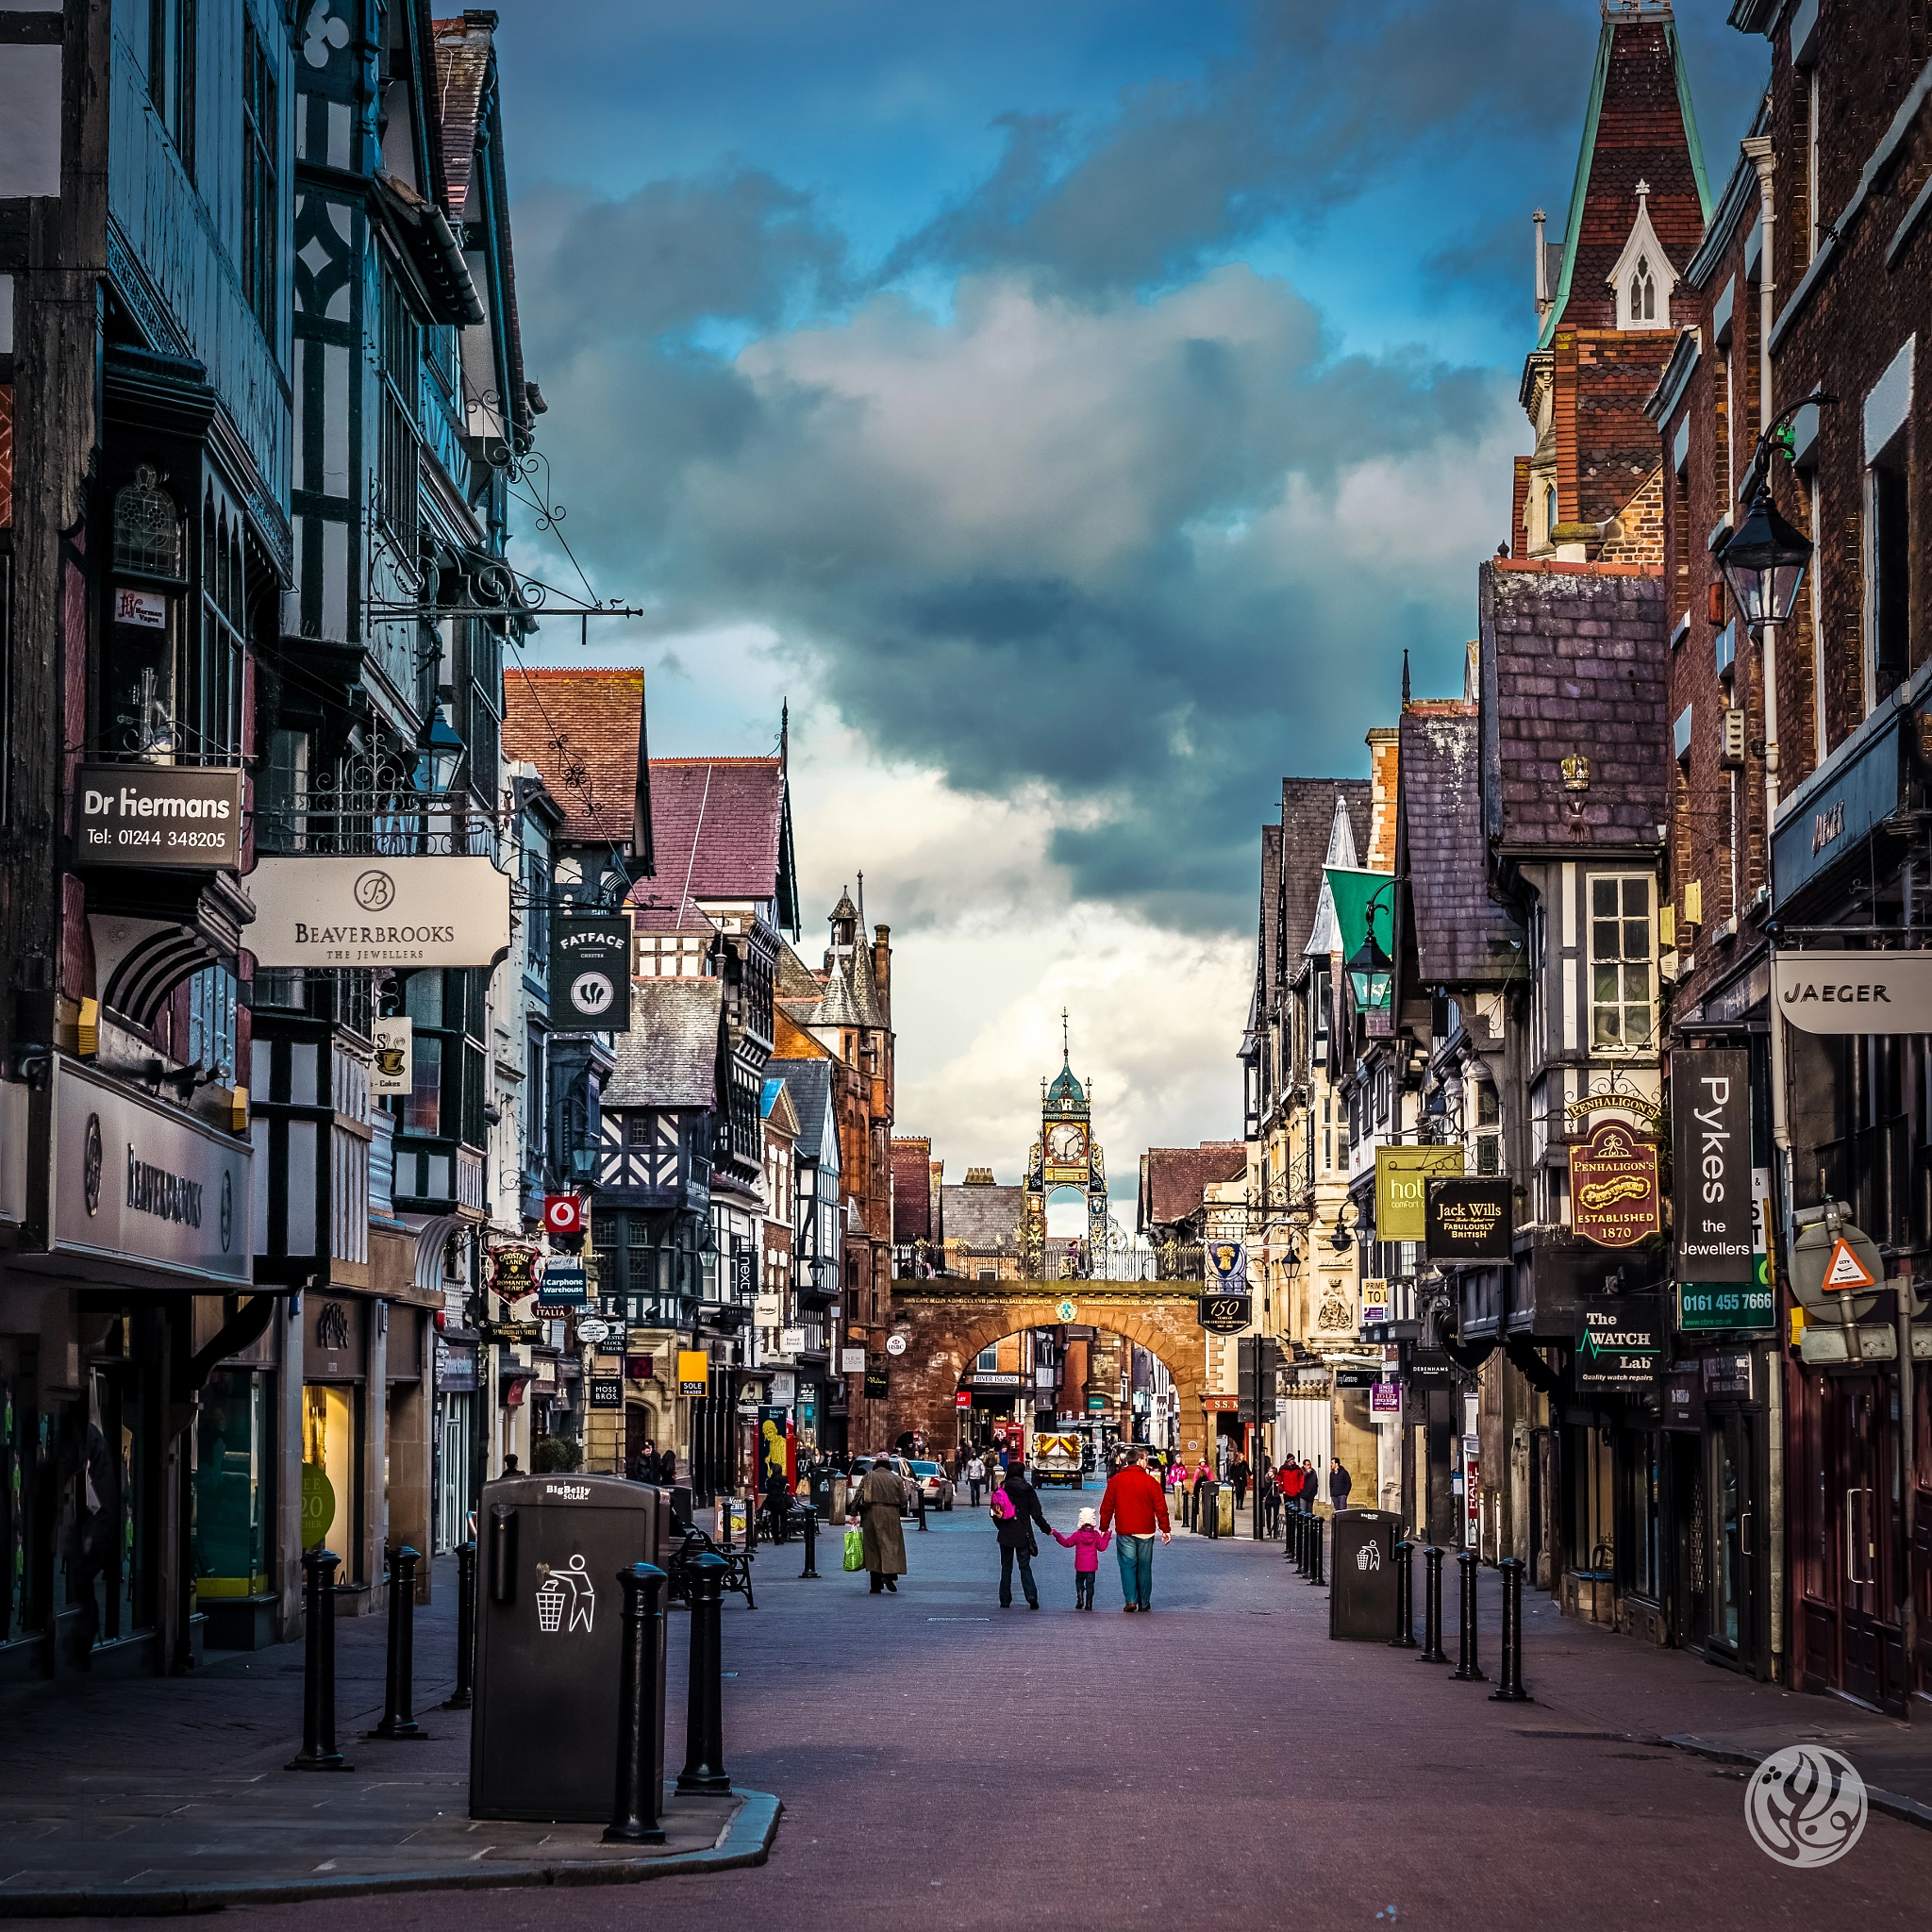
[551,916,631,1029]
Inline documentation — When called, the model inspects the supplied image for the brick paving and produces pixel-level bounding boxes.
[7,1505,1931,1928]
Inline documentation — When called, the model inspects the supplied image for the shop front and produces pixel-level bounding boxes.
[0,1056,258,1680]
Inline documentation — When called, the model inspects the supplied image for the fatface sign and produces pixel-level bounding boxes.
[245,856,511,968]
[1424,1178,1513,1264]
[1673,1049,1752,1282]
[1772,950,1932,1034]
[1576,1299,1664,1390]
[551,916,632,1030]
[48,1058,249,1286]
[75,764,244,871]
[1569,1122,1660,1248]
[1374,1145,1465,1242]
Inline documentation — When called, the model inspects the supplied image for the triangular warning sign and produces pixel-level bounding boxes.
[1821,1237,1876,1291]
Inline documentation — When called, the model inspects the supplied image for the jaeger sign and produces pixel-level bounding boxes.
[1771,950,1932,1034]
[245,856,511,968]
[1672,1049,1752,1282]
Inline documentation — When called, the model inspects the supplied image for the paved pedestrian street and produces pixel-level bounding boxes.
[11,1510,1927,1932]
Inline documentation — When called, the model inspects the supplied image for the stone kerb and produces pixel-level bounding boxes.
[875,1280,1212,1455]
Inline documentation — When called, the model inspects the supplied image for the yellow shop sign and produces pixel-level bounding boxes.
[1374,1145,1466,1242]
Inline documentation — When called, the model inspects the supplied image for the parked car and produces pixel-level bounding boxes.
[848,1457,923,1515]
[908,1459,955,1510]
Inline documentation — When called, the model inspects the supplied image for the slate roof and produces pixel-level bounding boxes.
[1398,703,1523,986]
[891,1139,936,1242]
[941,1183,1024,1253]
[602,978,723,1110]
[768,1059,834,1164]
[1256,824,1282,1014]
[1137,1143,1247,1232]
[1479,560,1670,852]
[774,941,824,999]
[501,670,650,852]
[1281,779,1371,965]
[648,759,796,926]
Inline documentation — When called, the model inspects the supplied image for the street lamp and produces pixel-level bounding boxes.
[1326,1202,1359,1254]
[1716,483,1814,635]
[416,702,465,795]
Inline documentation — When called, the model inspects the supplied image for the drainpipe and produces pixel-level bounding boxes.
[1742,132,1788,1682]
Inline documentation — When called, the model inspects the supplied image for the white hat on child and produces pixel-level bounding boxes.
[1077,1507,1096,1528]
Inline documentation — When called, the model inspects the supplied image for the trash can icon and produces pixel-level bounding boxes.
[537,1574,565,1632]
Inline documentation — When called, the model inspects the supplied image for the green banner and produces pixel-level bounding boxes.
[1324,867,1395,964]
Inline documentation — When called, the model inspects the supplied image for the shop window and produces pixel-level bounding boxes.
[375,270,420,557]
[1869,446,1910,705]
[108,467,186,758]
[193,1369,268,1599]
[1588,876,1654,1052]
[976,1344,999,1370]
[147,0,195,172]
[302,1382,360,1582]
[185,963,238,1078]
[1619,1429,1663,1600]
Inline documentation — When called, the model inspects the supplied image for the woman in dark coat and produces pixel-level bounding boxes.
[996,1465,1050,1609]
[855,1457,908,1593]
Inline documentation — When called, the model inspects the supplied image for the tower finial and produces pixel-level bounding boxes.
[1061,1007,1070,1063]
[1401,649,1411,706]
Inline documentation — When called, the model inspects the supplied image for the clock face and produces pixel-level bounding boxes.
[1047,1124,1086,1164]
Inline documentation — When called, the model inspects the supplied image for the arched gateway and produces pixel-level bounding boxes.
[878,1280,1213,1458]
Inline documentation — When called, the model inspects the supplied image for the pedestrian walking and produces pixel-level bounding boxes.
[1050,1507,1113,1610]
[763,1462,792,1543]
[1328,1457,1353,1513]
[965,1451,986,1507]
[1097,1445,1171,1611]
[995,1463,1049,1609]
[1229,1454,1251,1512]
[854,1455,908,1594]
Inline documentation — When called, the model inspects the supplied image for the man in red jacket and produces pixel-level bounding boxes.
[1098,1445,1173,1612]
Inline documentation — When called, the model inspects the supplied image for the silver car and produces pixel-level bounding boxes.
[907,1458,956,1511]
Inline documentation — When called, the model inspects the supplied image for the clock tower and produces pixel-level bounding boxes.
[1023,1013,1110,1276]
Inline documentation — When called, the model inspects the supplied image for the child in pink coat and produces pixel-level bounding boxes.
[1051,1507,1113,1611]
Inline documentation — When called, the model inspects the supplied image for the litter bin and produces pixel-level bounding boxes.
[1328,1508,1399,1640]
[1216,1485,1235,1537]
[470,1474,663,1821]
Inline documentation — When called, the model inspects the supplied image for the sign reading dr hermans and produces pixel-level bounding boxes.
[75,765,243,871]
[246,856,511,968]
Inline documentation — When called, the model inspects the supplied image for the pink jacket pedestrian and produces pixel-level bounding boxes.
[1050,1522,1113,1572]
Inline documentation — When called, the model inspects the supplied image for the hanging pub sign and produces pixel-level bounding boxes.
[551,914,632,1030]
[1198,1292,1252,1334]
[1205,1240,1249,1292]
[371,1017,412,1095]
[1576,1298,1664,1390]
[1673,1048,1752,1282]
[1424,1178,1513,1264]
[1569,1121,1660,1247]
[1375,1145,1465,1242]
[863,1369,890,1399]
[244,856,511,968]
[75,764,244,871]
[490,1243,540,1297]
[1772,949,1932,1034]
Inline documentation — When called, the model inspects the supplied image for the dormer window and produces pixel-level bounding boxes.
[1607,181,1675,332]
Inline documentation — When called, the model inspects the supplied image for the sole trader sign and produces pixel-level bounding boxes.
[245,856,511,967]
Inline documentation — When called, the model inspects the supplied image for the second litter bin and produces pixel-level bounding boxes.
[470,1474,663,1822]
[1328,1507,1399,1641]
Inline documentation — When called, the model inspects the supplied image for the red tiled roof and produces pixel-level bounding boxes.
[647,758,786,905]
[1139,1143,1247,1230]
[501,668,648,849]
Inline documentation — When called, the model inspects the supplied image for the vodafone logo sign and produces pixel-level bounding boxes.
[543,1194,585,1236]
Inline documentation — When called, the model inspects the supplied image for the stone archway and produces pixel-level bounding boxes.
[876,1280,1212,1457]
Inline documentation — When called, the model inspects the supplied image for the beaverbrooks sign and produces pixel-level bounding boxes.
[126,1148,203,1226]
[245,856,511,968]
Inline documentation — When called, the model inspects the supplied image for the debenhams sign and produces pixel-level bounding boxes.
[1772,950,1932,1035]
[246,856,512,969]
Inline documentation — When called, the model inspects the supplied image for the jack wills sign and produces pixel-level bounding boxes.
[1424,1178,1513,1264]
[1674,1049,1752,1282]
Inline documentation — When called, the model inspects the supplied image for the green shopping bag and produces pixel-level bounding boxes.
[843,1525,864,1572]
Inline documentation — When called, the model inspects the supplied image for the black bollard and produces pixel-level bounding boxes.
[368,1544,426,1740]
[799,1503,820,1580]
[1391,1540,1417,1648]
[1283,1501,1294,1560]
[1450,1550,1488,1681]
[1307,1512,1325,1587]
[915,1481,928,1533]
[1491,1557,1532,1703]
[675,1552,732,1795]
[1418,1545,1448,1663]
[1292,1510,1307,1574]
[443,1540,475,1709]
[286,1548,352,1772]
[605,1563,669,1844]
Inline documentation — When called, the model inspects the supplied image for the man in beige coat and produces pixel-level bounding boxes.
[855,1457,908,1594]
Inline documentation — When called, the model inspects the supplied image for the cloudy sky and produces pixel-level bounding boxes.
[496,0,1767,1211]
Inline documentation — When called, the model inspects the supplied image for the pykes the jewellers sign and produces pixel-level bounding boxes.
[1673,1049,1752,1282]
[75,765,244,871]
[245,856,511,968]
[46,1058,250,1286]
